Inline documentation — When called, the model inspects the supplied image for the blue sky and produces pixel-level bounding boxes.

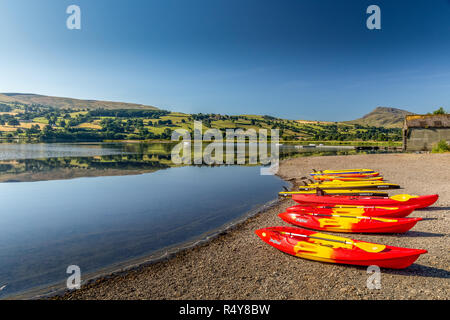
[0,0,449,121]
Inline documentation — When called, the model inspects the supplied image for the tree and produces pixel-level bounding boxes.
[161,128,173,139]
[43,125,53,134]
[26,125,41,136]
[7,118,20,126]
[433,107,447,115]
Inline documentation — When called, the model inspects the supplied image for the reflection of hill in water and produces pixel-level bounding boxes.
[0,155,171,182]
[0,142,395,182]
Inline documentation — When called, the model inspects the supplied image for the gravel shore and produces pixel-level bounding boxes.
[55,153,449,300]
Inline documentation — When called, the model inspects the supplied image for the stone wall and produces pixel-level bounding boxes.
[404,128,450,151]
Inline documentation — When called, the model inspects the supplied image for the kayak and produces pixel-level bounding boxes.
[279,190,389,197]
[292,194,439,209]
[285,204,416,218]
[299,180,401,190]
[255,226,427,269]
[279,212,422,233]
[310,169,379,176]
[314,172,381,178]
[313,175,384,181]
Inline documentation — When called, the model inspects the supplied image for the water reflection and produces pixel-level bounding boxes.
[0,142,397,182]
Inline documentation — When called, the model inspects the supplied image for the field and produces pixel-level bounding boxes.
[0,101,402,143]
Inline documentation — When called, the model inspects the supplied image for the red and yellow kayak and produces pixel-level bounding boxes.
[285,204,416,218]
[279,212,422,233]
[292,194,439,209]
[255,226,427,269]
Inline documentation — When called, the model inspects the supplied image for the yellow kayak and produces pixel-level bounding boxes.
[311,169,379,178]
[313,175,384,181]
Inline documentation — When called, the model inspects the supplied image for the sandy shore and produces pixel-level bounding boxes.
[55,153,449,300]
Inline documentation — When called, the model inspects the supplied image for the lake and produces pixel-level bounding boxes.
[0,141,395,298]
[0,142,288,298]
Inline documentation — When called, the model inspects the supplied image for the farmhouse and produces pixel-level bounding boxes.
[402,114,450,151]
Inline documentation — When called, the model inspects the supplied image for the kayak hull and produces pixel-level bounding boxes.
[285,204,416,218]
[310,169,379,177]
[255,226,427,269]
[299,184,400,190]
[279,190,390,197]
[279,212,422,233]
[292,194,439,209]
[313,176,384,181]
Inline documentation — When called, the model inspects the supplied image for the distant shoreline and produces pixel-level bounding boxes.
[0,138,402,147]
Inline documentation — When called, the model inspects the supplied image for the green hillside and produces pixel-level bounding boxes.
[345,106,414,128]
[0,96,402,143]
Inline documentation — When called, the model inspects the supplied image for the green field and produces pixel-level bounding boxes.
[0,101,402,144]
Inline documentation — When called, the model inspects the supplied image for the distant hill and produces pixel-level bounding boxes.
[0,93,158,110]
[0,93,404,143]
[345,107,414,128]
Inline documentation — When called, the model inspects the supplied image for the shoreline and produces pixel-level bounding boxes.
[40,153,450,299]
[9,181,289,300]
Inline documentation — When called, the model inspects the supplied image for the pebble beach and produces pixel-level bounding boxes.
[55,153,450,300]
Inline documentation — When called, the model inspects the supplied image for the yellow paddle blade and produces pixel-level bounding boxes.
[390,194,419,202]
[354,242,386,253]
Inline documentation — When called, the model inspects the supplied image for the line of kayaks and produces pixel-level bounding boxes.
[256,168,439,269]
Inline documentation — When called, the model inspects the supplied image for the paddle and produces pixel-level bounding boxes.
[303,212,397,222]
[390,194,418,202]
[280,231,386,253]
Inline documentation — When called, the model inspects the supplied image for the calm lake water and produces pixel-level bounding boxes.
[0,141,394,298]
[0,142,288,298]
[0,142,127,160]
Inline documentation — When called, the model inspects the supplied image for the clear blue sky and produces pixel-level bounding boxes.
[1,0,449,121]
